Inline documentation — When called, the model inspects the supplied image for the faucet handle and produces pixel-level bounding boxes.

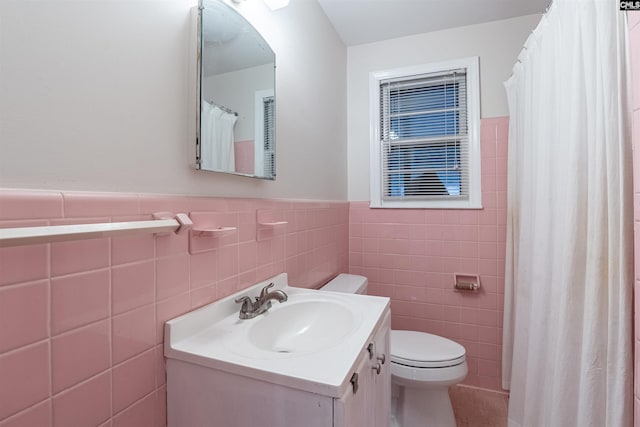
[259,282,275,299]
[234,295,253,306]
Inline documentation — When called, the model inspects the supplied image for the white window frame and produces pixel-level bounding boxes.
[369,57,482,209]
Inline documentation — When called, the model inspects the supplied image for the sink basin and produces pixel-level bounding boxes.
[247,300,355,354]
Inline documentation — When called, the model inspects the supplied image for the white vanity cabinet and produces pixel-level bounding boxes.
[164,274,391,427]
[166,311,391,427]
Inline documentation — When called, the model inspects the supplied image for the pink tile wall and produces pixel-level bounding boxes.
[0,191,348,426]
[349,117,509,391]
[630,10,640,427]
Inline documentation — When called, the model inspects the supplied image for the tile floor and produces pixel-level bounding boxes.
[450,385,509,427]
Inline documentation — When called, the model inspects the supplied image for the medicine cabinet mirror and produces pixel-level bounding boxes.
[196,0,276,179]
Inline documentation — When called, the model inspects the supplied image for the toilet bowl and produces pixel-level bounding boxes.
[320,274,467,427]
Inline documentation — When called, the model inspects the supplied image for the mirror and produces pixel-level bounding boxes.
[197,0,276,179]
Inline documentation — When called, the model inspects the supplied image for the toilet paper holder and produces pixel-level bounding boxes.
[453,273,480,291]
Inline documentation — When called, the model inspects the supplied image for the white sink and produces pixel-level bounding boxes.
[247,299,356,354]
[164,273,389,397]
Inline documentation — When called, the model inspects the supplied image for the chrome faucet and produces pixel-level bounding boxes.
[234,283,288,319]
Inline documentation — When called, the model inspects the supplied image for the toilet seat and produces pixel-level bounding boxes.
[391,330,466,368]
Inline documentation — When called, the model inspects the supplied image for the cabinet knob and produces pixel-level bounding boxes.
[372,363,381,375]
[377,353,386,364]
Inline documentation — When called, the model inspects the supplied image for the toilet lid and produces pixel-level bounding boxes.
[391,330,466,368]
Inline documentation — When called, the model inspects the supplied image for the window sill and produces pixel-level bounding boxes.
[369,200,483,210]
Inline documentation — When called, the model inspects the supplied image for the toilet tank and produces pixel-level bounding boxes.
[320,273,368,295]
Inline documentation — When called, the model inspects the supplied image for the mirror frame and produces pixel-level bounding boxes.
[195,0,276,180]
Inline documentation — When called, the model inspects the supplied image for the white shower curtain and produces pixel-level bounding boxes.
[502,1,633,426]
[201,101,237,171]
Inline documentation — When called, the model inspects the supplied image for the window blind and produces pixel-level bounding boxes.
[263,96,275,177]
[379,69,468,201]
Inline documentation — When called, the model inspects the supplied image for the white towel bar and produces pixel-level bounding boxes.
[0,213,192,248]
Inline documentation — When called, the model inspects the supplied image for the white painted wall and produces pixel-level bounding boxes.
[0,0,347,200]
[347,14,540,201]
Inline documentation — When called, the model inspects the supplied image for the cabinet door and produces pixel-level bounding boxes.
[334,352,373,427]
[367,310,391,427]
[334,308,391,427]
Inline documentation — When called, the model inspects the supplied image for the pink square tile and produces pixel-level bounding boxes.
[478,258,498,277]
[238,212,257,243]
[189,251,217,289]
[476,325,499,345]
[440,322,462,340]
[51,269,110,334]
[154,345,166,388]
[478,226,498,242]
[51,236,109,277]
[155,387,167,427]
[112,305,155,364]
[496,118,509,142]
[112,261,155,315]
[216,276,239,299]
[0,400,51,427]
[0,280,48,352]
[237,269,258,289]
[496,156,508,176]
[0,189,63,220]
[456,225,478,242]
[285,232,304,257]
[478,359,498,378]
[482,167,499,191]
[53,371,111,427]
[238,241,257,273]
[476,342,498,361]
[0,341,50,420]
[112,392,154,427]
[481,275,499,293]
[481,138,497,159]
[636,281,640,341]
[112,350,155,414]
[637,343,640,396]
[52,320,110,393]
[475,309,498,327]
[217,245,239,279]
[156,255,189,301]
[62,192,139,218]
[156,293,191,344]
[480,121,497,141]
[189,284,218,310]
[155,233,188,258]
[458,241,478,258]
[111,233,155,266]
[0,240,48,287]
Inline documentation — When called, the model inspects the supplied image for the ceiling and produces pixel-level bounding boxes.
[316,0,549,46]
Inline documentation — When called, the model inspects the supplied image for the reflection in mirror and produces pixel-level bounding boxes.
[197,0,276,179]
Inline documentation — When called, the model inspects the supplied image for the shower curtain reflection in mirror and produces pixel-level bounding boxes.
[200,100,238,172]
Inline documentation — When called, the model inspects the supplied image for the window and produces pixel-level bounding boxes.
[369,57,481,209]
[254,89,275,178]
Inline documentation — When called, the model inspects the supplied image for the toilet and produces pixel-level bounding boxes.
[320,274,467,427]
